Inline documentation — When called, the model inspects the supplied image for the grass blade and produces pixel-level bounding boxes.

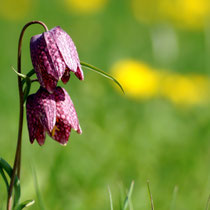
[0,167,9,192]
[128,197,133,210]
[80,61,124,94]
[108,186,114,210]
[170,185,178,210]
[206,195,210,210]
[0,157,21,207]
[147,180,154,210]
[31,166,45,210]
[122,181,134,210]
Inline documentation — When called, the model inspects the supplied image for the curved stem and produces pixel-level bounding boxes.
[7,21,48,210]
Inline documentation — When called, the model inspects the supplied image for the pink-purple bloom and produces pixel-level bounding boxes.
[26,87,82,146]
[30,26,84,93]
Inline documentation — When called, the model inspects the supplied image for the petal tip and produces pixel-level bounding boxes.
[77,125,82,134]
[37,140,45,146]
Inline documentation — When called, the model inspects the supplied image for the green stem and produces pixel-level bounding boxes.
[7,21,48,210]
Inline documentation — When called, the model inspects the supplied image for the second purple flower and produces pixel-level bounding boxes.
[26,86,82,146]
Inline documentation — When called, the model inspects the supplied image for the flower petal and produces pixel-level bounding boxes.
[39,69,58,94]
[26,94,46,145]
[50,118,71,145]
[49,26,84,80]
[55,87,81,132]
[44,31,66,79]
[34,120,46,146]
[30,34,59,92]
[75,65,84,81]
[61,68,71,84]
[26,88,57,146]
[35,88,56,132]
[49,87,81,144]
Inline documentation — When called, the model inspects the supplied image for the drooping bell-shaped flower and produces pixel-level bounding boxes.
[30,26,84,93]
[26,87,81,146]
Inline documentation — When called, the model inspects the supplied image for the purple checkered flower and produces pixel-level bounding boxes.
[26,87,82,146]
[30,26,84,93]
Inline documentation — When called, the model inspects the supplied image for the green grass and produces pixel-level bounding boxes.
[0,0,210,209]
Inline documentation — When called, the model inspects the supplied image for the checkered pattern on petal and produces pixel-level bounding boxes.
[61,68,70,84]
[30,26,84,93]
[44,32,66,79]
[30,34,59,93]
[26,94,46,145]
[49,26,84,80]
[35,88,56,132]
[26,88,56,145]
[49,87,82,145]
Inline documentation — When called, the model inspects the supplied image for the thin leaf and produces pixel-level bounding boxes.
[21,69,35,86]
[119,183,124,210]
[15,200,35,210]
[80,61,124,94]
[12,66,32,102]
[206,195,210,210]
[170,185,178,210]
[11,66,27,79]
[32,166,45,210]
[128,197,134,210]
[147,180,154,210]
[122,181,134,210]
[108,186,114,210]
[0,158,21,207]
[23,78,31,103]
[0,167,9,192]
[26,69,35,78]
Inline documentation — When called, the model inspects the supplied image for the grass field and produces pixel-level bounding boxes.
[0,0,210,209]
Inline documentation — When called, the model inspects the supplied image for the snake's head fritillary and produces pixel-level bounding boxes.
[30,26,84,93]
[26,87,81,146]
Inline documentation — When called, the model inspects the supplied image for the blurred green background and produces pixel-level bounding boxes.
[0,0,210,209]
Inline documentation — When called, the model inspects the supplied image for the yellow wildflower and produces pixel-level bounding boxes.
[110,60,159,99]
[111,59,209,106]
[64,0,108,14]
[161,74,209,105]
[131,0,210,29]
[160,0,210,29]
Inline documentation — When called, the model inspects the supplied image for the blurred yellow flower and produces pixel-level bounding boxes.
[0,0,31,21]
[64,0,107,14]
[131,0,210,29]
[110,60,159,99]
[160,0,210,29]
[111,59,209,106]
[161,74,209,105]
